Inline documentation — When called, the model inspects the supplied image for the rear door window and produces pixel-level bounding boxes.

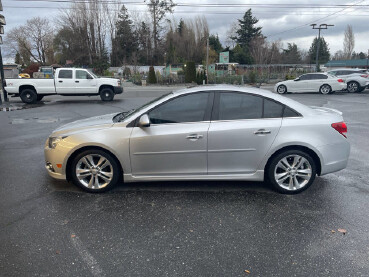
[218,93,263,120]
[58,70,73,79]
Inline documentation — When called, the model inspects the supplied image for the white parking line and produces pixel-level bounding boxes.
[70,233,105,276]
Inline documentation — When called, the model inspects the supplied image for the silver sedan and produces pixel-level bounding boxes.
[45,85,350,194]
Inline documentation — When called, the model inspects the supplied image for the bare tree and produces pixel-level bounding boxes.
[145,0,176,63]
[5,17,54,65]
[343,25,355,60]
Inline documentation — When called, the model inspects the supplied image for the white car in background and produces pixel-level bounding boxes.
[275,73,346,94]
[326,68,369,93]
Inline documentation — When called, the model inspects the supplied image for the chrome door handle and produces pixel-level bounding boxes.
[186,134,203,140]
[254,129,271,135]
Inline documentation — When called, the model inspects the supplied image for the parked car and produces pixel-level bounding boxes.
[5,68,123,104]
[275,73,346,94]
[326,68,369,93]
[45,85,350,194]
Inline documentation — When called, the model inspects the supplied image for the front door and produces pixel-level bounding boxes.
[130,92,213,176]
[208,92,282,174]
[75,70,97,94]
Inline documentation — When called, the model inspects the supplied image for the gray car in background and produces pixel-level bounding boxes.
[44,85,350,194]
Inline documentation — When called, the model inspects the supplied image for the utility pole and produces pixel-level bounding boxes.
[311,24,334,72]
[206,37,209,84]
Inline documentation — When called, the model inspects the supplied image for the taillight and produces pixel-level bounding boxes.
[337,79,344,82]
[331,122,347,138]
[118,79,121,86]
[360,74,369,78]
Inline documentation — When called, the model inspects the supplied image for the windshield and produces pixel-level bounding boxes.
[87,69,98,78]
[113,92,173,123]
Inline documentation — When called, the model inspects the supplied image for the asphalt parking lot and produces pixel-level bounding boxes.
[1,86,369,276]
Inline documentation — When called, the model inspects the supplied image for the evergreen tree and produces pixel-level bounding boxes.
[177,19,185,37]
[282,43,302,64]
[185,61,196,83]
[209,34,223,53]
[15,53,21,65]
[113,5,137,66]
[308,37,330,64]
[231,9,263,64]
[232,9,262,48]
[148,66,157,84]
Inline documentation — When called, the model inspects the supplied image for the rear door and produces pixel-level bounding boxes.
[55,69,75,94]
[207,92,282,175]
[75,70,98,94]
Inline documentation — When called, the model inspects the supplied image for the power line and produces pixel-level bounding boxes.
[265,0,366,38]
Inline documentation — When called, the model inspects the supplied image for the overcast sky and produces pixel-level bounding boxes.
[3,0,369,61]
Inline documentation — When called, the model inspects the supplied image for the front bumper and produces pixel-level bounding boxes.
[114,86,123,94]
[44,143,67,180]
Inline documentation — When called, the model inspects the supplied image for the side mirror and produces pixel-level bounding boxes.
[87,74,93,79]
[138,114,150,127]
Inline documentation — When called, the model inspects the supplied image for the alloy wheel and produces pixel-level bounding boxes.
[75,154,113,189]
[274,154,312,191]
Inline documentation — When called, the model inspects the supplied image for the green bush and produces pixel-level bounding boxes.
[248,71,257,84]
[148,66,157,84]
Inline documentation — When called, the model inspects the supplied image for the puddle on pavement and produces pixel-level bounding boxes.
[10,117,60,124]
[1,103,45,112]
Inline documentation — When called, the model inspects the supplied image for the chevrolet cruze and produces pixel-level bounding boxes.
[45,85,350,194]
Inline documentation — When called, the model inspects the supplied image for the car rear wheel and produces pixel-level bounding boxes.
[71,150,121,193]
[277,85,287,94]
[100,88,114,101]
[267,150,316,194]
[347,81,360,93]
[319,84,332,94]
[20,89,37,104]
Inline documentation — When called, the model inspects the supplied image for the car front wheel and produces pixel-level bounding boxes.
[277,85,287,94]
[71,150,121,192]
[267,150,317,194]
[100,88,114,101]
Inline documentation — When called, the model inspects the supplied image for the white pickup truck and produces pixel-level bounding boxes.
[5,68,123,104]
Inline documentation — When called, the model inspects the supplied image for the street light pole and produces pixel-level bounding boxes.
[311,24,334,72]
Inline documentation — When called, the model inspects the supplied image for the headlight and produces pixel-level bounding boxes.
[48,136,67,149]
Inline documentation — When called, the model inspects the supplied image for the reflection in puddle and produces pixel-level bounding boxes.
[10,117,60,124]
[1,103,45,112]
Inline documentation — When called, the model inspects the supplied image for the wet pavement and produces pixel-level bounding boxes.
[1,87,369,276]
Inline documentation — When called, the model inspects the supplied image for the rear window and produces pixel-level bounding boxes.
[58,70,73,79]
[283,107,300,117]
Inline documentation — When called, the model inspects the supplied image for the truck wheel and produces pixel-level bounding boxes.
[100,88,114,101]
[20,89,37,104]
[37,95,44,101]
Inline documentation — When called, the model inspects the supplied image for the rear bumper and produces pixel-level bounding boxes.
[114,86,123,94]
[318,140,350,175]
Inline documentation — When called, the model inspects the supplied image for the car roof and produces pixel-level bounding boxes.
[328,68,364,71]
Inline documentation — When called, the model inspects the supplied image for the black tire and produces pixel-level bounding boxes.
[100,88,114,101]
[70,149,121,193]
[358,87,366,93]
[347,81,360,93]
[36,95,44,101]
[20,89,37,104]
[277,85,287,94]
[319,84,332,95]
[267,149,317,194]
